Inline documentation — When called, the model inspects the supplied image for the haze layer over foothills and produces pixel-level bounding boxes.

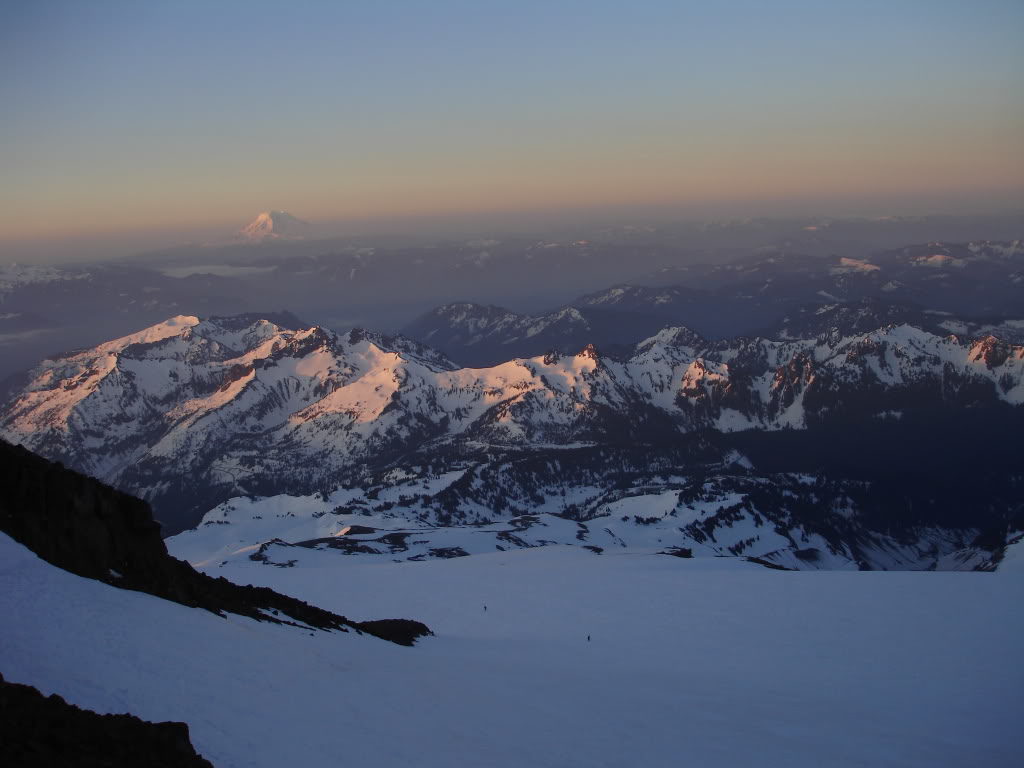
[2,2,1023,767]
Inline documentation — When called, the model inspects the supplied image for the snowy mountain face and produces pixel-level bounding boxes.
[2,313,1022,561]
[239,210,309,241]
[0,315,458,521]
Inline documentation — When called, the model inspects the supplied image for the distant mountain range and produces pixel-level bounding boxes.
[401,240,1024,365]
[2,310,1021,570]
[2,235,1019,382]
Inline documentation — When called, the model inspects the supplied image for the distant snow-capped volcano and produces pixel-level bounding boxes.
[239,210,309,240]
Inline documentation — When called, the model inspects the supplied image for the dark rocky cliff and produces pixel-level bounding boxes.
[0,672,214,768]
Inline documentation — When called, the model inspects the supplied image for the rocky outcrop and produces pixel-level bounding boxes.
[0,672,214,768]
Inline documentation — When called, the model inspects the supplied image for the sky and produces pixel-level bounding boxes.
[1,0,1022,246]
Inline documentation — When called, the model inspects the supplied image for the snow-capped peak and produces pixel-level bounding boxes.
[240,211,309,241]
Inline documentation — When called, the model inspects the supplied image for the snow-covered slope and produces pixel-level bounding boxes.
[2,314,1022,533]
[5,531,1021,768]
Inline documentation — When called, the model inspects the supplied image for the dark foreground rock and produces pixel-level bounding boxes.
[357,618,433,646]
[0,439,430,645]
[0,672,214,768]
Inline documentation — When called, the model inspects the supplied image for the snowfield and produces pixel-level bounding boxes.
[2,532,1021,767]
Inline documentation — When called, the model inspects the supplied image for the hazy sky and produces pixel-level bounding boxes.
[2,0,1022,243]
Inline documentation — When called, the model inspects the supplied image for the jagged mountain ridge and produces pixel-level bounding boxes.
[1,312,1022,535]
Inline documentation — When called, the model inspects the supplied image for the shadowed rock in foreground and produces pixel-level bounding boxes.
[0,672,214,768]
